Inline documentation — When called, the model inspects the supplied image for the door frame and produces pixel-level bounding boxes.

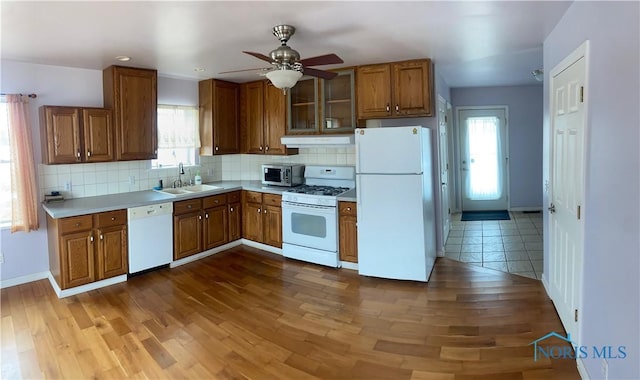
[545,40,590,347]
[437,95,451,244]
[454,105,510,211]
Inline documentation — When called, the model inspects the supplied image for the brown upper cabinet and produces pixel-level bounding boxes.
[199,79,240,155]
[357,59,433,119]
[40,106,113,164]
[287,69,356,135]
[103,65,158,161]
[241,80,297,155]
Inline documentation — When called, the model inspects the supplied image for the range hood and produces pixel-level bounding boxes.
[280,134,355,148]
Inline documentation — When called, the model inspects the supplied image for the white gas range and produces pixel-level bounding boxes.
[281,166,355,268]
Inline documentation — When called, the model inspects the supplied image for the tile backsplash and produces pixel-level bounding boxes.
[38,147,355,200]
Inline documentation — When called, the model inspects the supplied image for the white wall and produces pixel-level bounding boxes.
[543,2,639,379]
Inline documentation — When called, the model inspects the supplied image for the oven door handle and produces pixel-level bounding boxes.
[282,201,336,214]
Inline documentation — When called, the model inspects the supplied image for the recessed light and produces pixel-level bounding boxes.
[116,56,131,62]
[194,67,206,72]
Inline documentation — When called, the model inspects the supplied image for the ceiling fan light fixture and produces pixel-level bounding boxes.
[266,69,302,93]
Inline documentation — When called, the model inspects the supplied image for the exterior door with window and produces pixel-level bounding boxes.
[458,107,508,211]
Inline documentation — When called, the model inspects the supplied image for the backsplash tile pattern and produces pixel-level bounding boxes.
[38,147,355,200]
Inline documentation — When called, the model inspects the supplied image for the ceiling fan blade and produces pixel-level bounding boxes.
[243,51,273,63]
[299,53,343,67]
[303,67,338,80]
[219,67,271,74]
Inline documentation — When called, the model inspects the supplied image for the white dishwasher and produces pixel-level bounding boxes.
[127,202,173,274]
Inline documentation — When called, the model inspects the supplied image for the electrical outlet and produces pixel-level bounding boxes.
[602,358,608,379]
[207,168,213,176]
[129,176,135,185]
[65,182,72,191]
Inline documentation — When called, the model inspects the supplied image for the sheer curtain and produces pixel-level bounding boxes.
[6,94,39,232]
[465,116,503,201]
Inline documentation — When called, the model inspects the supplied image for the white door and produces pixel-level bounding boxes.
[438,96,451,241]
[458,108,509,211]
[356,174,433,281]
[548,42,588,342]
[355,127,424,174]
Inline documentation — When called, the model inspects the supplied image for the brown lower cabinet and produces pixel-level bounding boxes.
[47,210,128,290]
[173,191,241,260]
[338,201,358,263]
[242,191,282,248]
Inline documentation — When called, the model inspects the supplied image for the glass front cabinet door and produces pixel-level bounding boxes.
[321,69,356,133]
[287,78,319,134]
[287,69,355,134]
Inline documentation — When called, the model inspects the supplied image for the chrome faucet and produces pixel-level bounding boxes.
[173,162,185,188]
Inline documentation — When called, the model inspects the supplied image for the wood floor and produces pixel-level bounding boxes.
[1,246,580,379]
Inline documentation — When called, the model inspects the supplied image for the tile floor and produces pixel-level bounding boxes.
[444,211,544,279]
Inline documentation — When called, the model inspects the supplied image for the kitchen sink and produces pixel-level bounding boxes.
[181,184,220,192]
[153,184,221,197]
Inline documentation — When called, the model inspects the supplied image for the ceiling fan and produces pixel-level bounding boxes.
[220,25,344,93]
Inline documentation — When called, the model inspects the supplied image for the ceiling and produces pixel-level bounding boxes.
[1,1,572,88]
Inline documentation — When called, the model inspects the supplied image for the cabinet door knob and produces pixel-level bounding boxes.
[100,234,103,240]
[187,205,192,209]
[87,150,92,157]
[265,146,269,151]
[198,215,202,220]
[215,146,219,151]
[76,150,81,160]
[90,235,94,242]
[386,104,390,112]
[111,217,115,221]
[205,213,209,219]
[257,208,261,213]
[75,223,80,227]
[395,104,399,113]
[214,200,219,204]
[230,207,234,212]
[346,207,351,211]
[259,146,263,151]
[263,209,267,214]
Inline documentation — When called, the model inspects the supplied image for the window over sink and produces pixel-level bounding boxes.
[152,105,199,169]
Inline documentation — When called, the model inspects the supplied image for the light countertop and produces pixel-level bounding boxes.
[42,181,293,219]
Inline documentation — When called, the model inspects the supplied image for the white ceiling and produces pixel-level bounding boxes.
[1,1,572,88]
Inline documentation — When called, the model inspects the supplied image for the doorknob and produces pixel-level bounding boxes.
[548,203,556,213]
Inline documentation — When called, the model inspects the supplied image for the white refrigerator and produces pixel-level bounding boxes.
[355,126,436,281]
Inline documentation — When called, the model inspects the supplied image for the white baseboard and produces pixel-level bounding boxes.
[341,261,358,271]
[577,358,589,379]
[510,206,543,212]
[240,239,283,255]
[47,272,127,298]
[1,271,49,289]
[170,240,242,268]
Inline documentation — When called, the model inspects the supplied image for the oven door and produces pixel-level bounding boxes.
[282,201,338,252]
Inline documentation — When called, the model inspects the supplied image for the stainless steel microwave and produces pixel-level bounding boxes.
[261,164,304,187]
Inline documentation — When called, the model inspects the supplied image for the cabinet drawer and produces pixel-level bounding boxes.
[339,202,357,216]
[174,199,202,215]
[95,209,127,228]
[243,191,262,204]
[262,193,282,207]
[227,191,241,203]
[203,194,227,209]
[59,215,93,234]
